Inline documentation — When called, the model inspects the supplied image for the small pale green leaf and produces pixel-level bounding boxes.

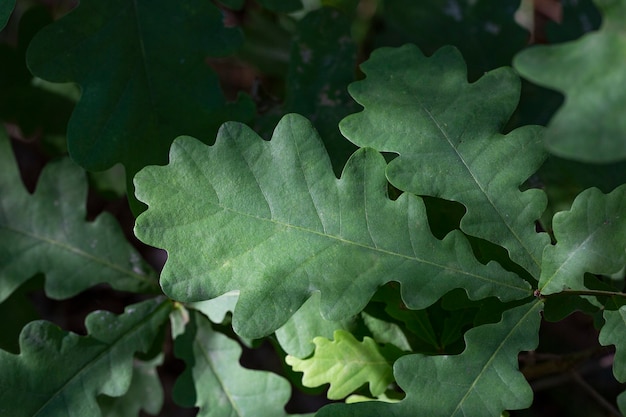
[286,330,397,399]
[0,127,159,303]
[134,114,531,339]
[98,354,164,417]
[173,311,309,417]
[26,0,254,186]
[276,292,357,358]
[0,0,15,30]
[539,185,626,294]
[341,44,549,279]
[0,298,172,417]
[317,300,543,417]
[513,0,626,163]
[599,306,626,382]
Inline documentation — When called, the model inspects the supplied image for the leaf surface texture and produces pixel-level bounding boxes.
[317,300,543,417]
[134,114,531,338]
[340,44,549,278]
[0,127,158,302]
[0,298,172,417]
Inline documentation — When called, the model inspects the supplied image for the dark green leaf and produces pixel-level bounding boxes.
[284,7,358,173]
[0,298,172,417]
[377,0,528,80]
[0,127,159,302]
[26,0,255,190]
[134,114,530,339]
[0,0,15,31]
[341,44,549,278]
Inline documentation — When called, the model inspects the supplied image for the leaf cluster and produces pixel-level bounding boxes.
[1,1,625,416]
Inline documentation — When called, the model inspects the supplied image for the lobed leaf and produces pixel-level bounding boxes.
[25,0,254,194]
[286,330,400,399]
[0,127,159,303]
[134,114,531,339]
[98,354,164,417]
[513,0,626,163]
[539,185,626,294]
[173,311,311,417]
[0,298,172,417]
[599,305,626,382]
[276,292,357,358]
[340,44,549,278]
[317,299,543,417]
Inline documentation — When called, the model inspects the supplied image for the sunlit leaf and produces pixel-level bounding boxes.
[286,330,401,399]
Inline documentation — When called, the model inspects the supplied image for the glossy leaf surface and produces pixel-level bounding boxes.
[317,300,543,417]
[341,45,549,278]
[134,114,531,339]
[514,0,626,163]
[539,185,626,294]
[0,298,172,417]
[0,127,158,303]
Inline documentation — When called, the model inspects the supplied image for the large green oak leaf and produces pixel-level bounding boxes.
[0,298,172,417]
[340,44,549,279]
[25,0,254,190]
[0,127,159,303]
[317,299,543,417]
[173,311,312,417]
[513,0,626,163]
[539,185,626,294]
[134,114,531,339]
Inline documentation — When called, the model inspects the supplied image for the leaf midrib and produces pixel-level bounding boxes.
[5,225,156,287]
[190,199,530,294]
[419,102,542,277]
[32,299,170,417]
